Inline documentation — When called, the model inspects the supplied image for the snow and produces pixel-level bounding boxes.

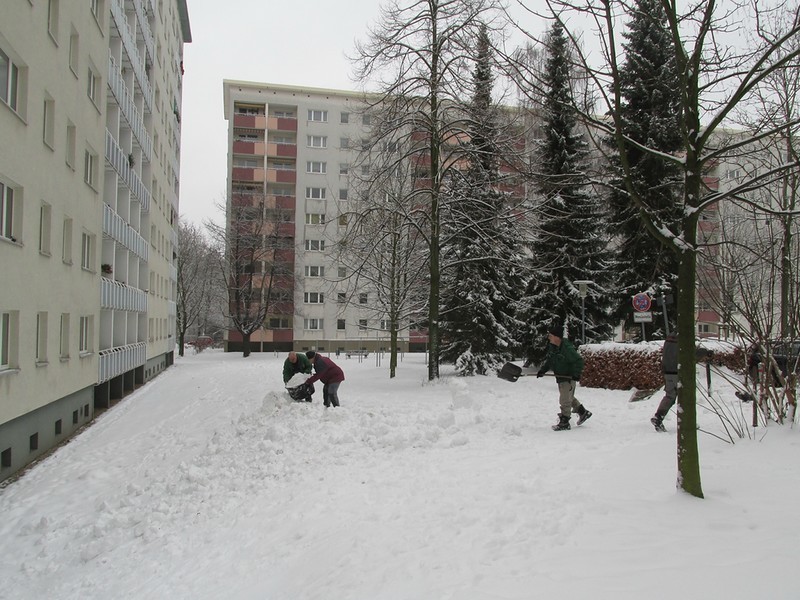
[1,349,798,600]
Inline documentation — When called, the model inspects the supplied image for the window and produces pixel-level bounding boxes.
[65,123,76,168]
[0,48,20,112]
[304,292,324,304]
[307,109,327,122]
[0,312,11,369]
[39,203,51,255]
[338,214,349,227]
[30,433,39,452]
[306,187,326,200]
[68,31,79,75]
[47,0,60,41]
[359,319,368,331]
[362,114,371,126]
[55,419,62,435]
[337,292,346,303]
[339,163,349,175]
[84,150,97,187]
[305,239,325,251]
[62,217,73,263]
[340,112,349,124]
[361,139,370,151]
[381,320,391,331]
[43,96,55,148]
[359,293,368,304]
[268,317,290,329]
[305,213,325,225]
[304,266,325,278]
[36,312,48,363]
[361,165,370,176]
[79,316,92,353]
[90,0,101,20]
[86,67,98,104]
[307,135,327,149]
[339,189,348,200]
[340,138,350,149]
[59,313,70,358]
[337,319,346,330]
[304,318,324,330]
[1,182,15,241]
[80,232,92,270]
[306,161,327,174]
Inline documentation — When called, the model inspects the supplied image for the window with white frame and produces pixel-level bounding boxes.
[380,320,391,331]
[340,112,349,124]
[0,48,21,112]
[305,213,325,225]
[1,182,15,241]
[306,187,326,200]
[307,135,327,148]
[79,315,92,353]
[305,239,325,251]
[36,312,48,363]
[86,67,98,104]
[62,217,72,263]
[0,311,11,369]
[80,232,92,270]
[359,293,368,304]
[339,163,349,175]
[340,138,350,149]
[43,96,55,148]
[90,0,101,21]
[59,313,69,359]
[306,161,327,174]
[339,189,348,200]
[39,203,51,255]
[268,317,290,329]
[337,292,346,303]
[337,319,346,330]
[47,0,60,41]
[362,114,371,126]
[84,149,97,187]
[337,267,346,278]
[68,30,79,75]
[65,123,76,168]
[304,265,325,278]
[304,292,324,304]
[307,109,328,122]
[304,318,324,330]
[338,214,348,227]
[358,319,368,331]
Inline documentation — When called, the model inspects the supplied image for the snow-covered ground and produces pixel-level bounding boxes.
[1,349,798,600]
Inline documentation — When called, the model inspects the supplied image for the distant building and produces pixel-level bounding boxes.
[0,0,191,482]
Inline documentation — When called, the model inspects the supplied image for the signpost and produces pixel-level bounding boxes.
[632,293,652,340]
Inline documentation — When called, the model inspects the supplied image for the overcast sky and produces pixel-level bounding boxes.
[176,1,548,228]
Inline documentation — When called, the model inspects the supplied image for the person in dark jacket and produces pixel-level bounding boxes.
[537,321,592,431]
[282,351,314,402]
[305,351,345,407]
[651,334,678,431]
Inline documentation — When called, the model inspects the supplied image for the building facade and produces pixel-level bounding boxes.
[0,0,191,482]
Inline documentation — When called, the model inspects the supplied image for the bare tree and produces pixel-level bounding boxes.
[511,0,800,497]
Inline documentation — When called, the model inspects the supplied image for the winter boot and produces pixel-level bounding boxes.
[552,414,571,431]
[651,416,666,432]
[575,405,592,426]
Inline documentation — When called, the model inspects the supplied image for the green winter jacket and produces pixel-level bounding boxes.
[282,353,312,383]
[541,340,584,383]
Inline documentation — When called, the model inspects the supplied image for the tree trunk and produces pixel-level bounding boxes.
[242,332,251,358]
[178,331,185,357]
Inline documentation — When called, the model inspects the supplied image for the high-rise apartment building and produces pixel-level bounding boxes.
[0,0,191,482]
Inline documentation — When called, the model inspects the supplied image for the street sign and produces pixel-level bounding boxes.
[633,311,653,323]
[632,293,652,312]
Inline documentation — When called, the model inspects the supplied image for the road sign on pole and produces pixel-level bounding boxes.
[632,293,652,312]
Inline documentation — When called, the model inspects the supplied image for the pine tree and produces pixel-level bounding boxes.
[440,24,525,375]
[607,0,683,336]
[517,21,612,363]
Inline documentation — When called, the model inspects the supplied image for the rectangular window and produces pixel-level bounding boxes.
[337,292,347,304]
[90,0,100,20]
[339,189,348,200]
[80,232,91,269]
[305,213,325,225]
[306,187,326,200]
[84,150,97,186]
[340,138,350,149]
[0,312,11,368]
[68,31,79,74]
[304,266,325,278]
[362,114,371,126]
[37,203,52,256]
[47,0,60,41]
[87,67,98,104]
[43,96,55,148]
[339,163,349,175]
[340,112,349,124]
[337,319,346,330]
[62,217,73,263]
[0,48,20,111]
[307,135,327,148]
[59,313,70,358]
[306,161,327,174]
[65,123,76,167]
[36,312,48,363]
[361,165,371,176]
[1,182,14,240]
[55,419,62,435]
[338,267,346,278]
[268,317,290,329]
[304,318,324,330]
[359,319,368,331]
[307,109,327,122]
[30,433,39,452]
[338,214,349,227]
[359,293,368,304]
[305,239,325,251]
[79,315,92,353]
[303,292,324,304]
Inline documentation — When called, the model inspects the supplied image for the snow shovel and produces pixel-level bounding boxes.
[498,362,535,382]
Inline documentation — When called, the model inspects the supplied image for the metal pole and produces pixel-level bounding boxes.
[662,294,670,336]
[581,296,586,343]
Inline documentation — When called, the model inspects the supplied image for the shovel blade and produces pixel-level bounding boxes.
[498,362,523,382]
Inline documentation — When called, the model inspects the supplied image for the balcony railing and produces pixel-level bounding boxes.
[107,54,153,160]
[101,277,148,312]
[103,203,149,261]
[110,0,153,112]
[98,341,146,384]
[106,129,151,212]
[132,0,155,62]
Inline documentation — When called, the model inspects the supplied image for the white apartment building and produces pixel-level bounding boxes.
[0,0,191,483]
[222,81,420,355]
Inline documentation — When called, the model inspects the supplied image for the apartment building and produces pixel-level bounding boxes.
[0,0,191,483]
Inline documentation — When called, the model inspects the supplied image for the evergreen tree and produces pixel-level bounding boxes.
[517,21,612,363]
[440,24,525,375]
[607,0,683,337]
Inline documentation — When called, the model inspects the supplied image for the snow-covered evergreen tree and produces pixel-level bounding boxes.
[517,21,612,363]
[440,24,525,375]
[606,0,683,336]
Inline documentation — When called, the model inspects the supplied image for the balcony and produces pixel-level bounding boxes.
[234,113,267,130]
[268,116,297,132]
[232,167,266,182]
[233,140,266,155]
[267,169,296,184]
[98,342,147,384]
[267,142,297,158]
[103,203,149,261]
[101,278,148,312]
[105,129,151,212]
